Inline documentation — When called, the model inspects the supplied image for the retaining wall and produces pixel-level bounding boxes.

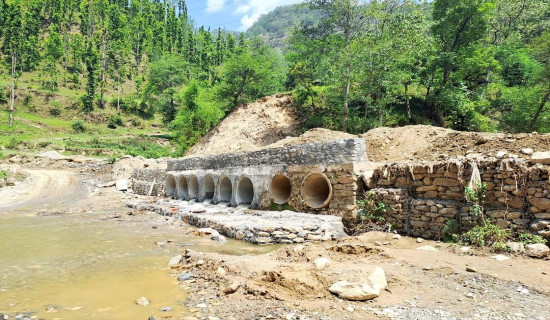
[131,168,167,196]
[167,139,367,171]
[367,158,550,240]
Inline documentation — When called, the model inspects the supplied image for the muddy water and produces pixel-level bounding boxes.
[0,171,274,320]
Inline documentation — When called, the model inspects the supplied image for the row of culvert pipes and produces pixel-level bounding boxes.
[164,172,334,209]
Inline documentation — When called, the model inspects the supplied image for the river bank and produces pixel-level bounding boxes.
[0,157,549,320]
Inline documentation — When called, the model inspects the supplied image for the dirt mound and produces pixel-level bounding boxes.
[362,125,550,162]
[265,128,356,148]
[185,95,301,157]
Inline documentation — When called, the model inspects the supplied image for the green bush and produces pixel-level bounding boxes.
[72,119,86,133]
[107,114,123,129]
[49,106,61,116]
[0,171,7,179]
[518,233,547,245]
[7,138,20,150]
[454,220,510,247]
[355,191,389,233]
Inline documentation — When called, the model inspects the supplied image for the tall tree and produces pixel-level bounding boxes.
[307,0,367,132]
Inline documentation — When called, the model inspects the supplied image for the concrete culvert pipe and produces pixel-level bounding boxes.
[236,177,254,205]
[270,174,292,204]
[301,173,333,209]
[204,175,215,200]
[218,176,232,203]
[188,175,199,200]
[177,175,188,200]
[165,174,177,199]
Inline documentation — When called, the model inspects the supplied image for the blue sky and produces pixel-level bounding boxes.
[187,0,304,32]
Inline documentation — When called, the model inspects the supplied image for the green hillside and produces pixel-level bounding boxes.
[1,0,549,161]
[246,4,323,49]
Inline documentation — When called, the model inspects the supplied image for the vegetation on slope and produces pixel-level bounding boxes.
[0,0,549,159]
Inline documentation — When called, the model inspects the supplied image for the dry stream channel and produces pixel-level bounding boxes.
[0,170,272,320]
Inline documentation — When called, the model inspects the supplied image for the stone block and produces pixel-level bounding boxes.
[433,178,461,187]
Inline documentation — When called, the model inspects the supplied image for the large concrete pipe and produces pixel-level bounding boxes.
[188,175,199,200]
[203,175,215,200]
[165,174,177,199]
[218,176,233,203]
[269,173,292,204]
[236,176,254,205]
[177,175,188,200]
[301,173,333,209]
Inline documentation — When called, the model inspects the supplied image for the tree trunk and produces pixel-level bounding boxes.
[9,54,16,126]
[528,91,550,132]
[405,83,411,123]
[100,31,107,109]
[117,80,121,113]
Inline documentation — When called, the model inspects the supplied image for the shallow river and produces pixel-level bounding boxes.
[0,171,273,320]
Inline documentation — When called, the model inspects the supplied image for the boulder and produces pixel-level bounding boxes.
[329,281,379,301]
[521,148,534,155]
[115,179,128,191]
[506,241,525,253]
[531,152,550,165]
[328,267,387,301]
[525,243,550,258]
[136,297,150,306]
[222,281,240,295]
[177,272,193,281]
[168,254,183,267]
[313,257,331,270]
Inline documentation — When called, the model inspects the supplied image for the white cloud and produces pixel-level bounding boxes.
[206,0,227,13]
[234,0,303,31]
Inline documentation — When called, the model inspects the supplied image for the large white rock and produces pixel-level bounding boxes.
[116,179,128,191]
[329,267,387,301]
[531,152,550,165]
[314,257,331,270]
[136,296,150,306]
[368,267,388,291]
[168,254,183,267]
[417,245,438,252]
[525,243,550,258]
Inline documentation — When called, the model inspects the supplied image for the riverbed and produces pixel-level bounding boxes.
[0,169,273,320]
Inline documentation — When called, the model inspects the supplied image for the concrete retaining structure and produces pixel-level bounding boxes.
[131,138,550,241]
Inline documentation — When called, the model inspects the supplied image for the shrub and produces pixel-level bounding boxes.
[518,233,547,245]
[454,220,510,247]
[355,191,389,234]
[49,106,61,116]
[72,119,86,133]
[107,114,123,129]
[0,171,7,179]
[131,118,141,127]
[7,138,20,150]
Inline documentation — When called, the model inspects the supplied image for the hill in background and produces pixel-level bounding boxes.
[246,4,323,49]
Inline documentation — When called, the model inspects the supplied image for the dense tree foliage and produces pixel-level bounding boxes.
[1,0,549,155]
[287,0,550,133]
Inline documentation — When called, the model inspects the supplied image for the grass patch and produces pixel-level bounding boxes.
[63,135,177,159]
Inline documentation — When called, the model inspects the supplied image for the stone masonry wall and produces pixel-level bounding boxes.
[167,139,367,171]
[131,168,166,196]
[368,158,550,240]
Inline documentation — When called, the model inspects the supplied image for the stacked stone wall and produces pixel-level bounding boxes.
[131,169,166,196]
[369,158,550,239]
[167,139,367,171]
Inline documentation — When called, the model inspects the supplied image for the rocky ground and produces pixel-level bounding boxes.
[163,230,550,320]
[2,130,550,319]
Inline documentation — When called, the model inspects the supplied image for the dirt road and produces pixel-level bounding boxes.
[0,169,79,212]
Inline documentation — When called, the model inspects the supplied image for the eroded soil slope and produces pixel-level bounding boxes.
[185,95,301,157]
[184,93,549,162]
